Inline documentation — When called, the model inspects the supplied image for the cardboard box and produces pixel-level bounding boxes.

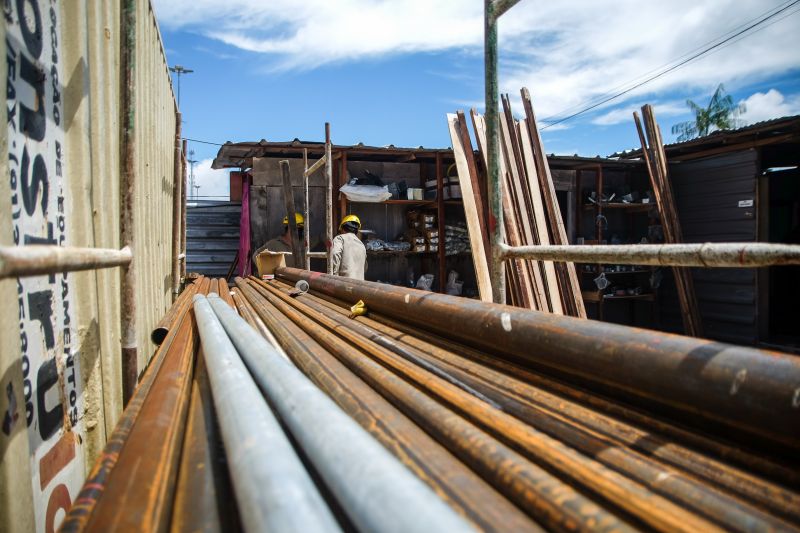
[255,250,289,277]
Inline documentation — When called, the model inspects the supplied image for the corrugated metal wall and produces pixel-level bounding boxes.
[186,201,241,277]
[0,2,177,531]
[660,150,759,344]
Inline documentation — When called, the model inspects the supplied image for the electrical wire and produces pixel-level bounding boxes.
[540,0,800,129]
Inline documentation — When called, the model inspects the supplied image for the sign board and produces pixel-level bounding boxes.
[4,1,86,530]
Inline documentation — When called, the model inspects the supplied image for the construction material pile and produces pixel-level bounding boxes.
[447,88,585,316]
[62,272,800,532]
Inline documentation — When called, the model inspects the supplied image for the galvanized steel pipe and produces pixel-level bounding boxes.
[278,268,800,452]
[193,295,340,533]
[0,245,133,280]
[205,294,475,533]
[500,242,800,267]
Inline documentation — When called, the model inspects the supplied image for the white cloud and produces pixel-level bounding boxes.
[191,158,230,200]
[739,89,800,125]
[153,0,800,119]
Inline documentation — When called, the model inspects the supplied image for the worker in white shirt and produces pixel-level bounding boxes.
[331,214,367,280]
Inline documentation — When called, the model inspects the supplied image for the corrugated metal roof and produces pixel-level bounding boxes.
[213,139,645,170]
[610,115,800,159]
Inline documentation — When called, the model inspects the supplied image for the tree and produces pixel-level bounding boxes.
[671,84,746,142]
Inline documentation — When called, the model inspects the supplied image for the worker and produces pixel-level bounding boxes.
[253,213,305,268]
[331,214,367,280]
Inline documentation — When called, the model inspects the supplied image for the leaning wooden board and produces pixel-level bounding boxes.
[447,113,493,302]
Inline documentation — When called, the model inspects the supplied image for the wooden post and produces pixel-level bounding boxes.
[325,123,333,274]
[303,149,311,270]
[171,112,183,300]
[280,161,304,268]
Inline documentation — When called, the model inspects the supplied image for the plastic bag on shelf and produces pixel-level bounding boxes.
[415,274,435,291]
[340,183,392,203]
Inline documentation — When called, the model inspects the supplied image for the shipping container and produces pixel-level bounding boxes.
[0,1,178,531]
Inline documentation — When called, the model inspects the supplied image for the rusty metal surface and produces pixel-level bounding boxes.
[151,278,201,345]
[269,279,800,523]
[81,304,196,531]
[244,279,637,532]
[277,268,800,453]
[0,245,133,279]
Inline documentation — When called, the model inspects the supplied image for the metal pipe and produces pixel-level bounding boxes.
[60,292,196,532]
[491,0,523,19]
[499,242,800,267]
[303,149,311,270]
[181,138,188,279]
[230,287,291,361]
[241,279,625,531]
[150,278,200,345]
[171,112,183,300]
[485,0,505,304]
[204,295,475,533]
[235,280,541,532]
[277,268,800,452]
[120,0,138,405]
[284,282,800,497]
[193,295,341,533]
[252,280,723,533]
[325,123,333,274]
[0,245,132,279]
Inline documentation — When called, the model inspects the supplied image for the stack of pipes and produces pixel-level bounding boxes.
[63,270,800,532]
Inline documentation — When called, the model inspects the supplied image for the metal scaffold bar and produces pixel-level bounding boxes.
[192,295,341,533]
[0,245,133,280]
[204,294,474,533]
[500,242,800,268]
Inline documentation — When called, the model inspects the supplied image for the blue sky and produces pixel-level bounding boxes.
[153,0,800,197]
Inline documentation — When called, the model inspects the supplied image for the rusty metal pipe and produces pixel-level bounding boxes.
[253,280,722,533]
[0,245,132,279]
[171,112,183,300]
[275,286,796,529]
[277,269,800,452]
[206,294,474,533]
[151,278,200,345]
[60,292,196,532]
[243,280,637,532]
[194,295,341,533]
[500,242,800,267]
[235,280,541,532]
[230,288,291,361]
[120,0,138,405]
[271,280,800,517]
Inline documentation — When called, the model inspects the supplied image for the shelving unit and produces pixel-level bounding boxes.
[575,163,660,325]
[335,151,475,294]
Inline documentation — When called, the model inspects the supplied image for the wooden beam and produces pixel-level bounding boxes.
[447,113,493,302]
[280,160,304,268]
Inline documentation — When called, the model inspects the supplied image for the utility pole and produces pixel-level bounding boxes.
[187,150,198,200]
[169,64,194,107]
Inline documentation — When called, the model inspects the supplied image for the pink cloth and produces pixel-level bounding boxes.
[237,175,251,276]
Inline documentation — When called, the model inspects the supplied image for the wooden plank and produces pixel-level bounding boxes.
[456,111,492,267]
[473,110,543,311]
[521,88,587,318]
[517,120,565,314]
[640,105,703,337]
[447,113,493,302]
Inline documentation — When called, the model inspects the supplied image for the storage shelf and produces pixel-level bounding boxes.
[367,250,437,257]
[582,290,654,303]
[584,203,652,212]
[580,269,651,275]
[348,199,435,206]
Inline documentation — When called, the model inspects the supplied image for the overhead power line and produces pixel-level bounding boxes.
[540,0,800,129]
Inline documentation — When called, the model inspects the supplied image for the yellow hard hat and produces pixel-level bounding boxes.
[282,213,305,226]
[339,214,361,230]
